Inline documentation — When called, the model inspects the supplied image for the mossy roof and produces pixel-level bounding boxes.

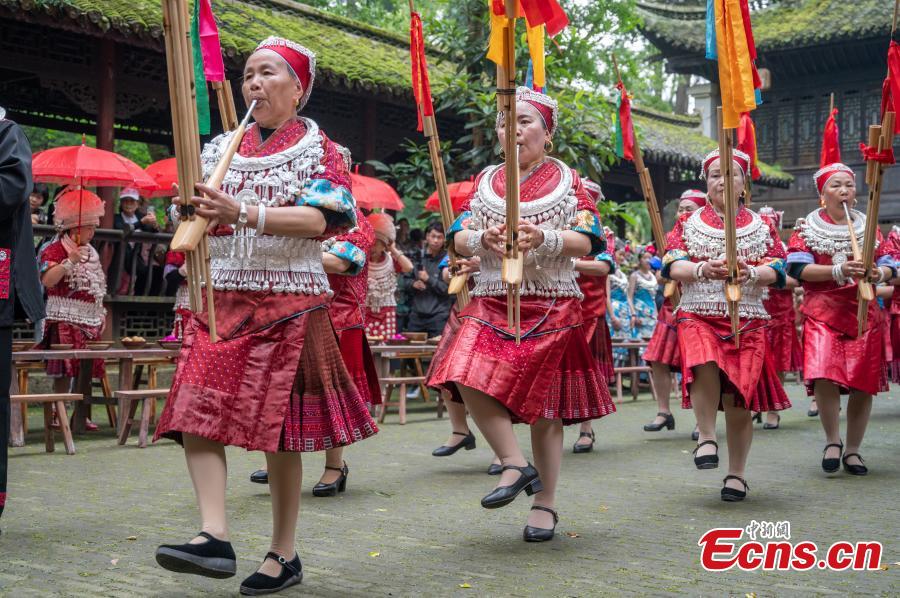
[1,0,454,99]
[638,0,894,55]
[628,109,792,188]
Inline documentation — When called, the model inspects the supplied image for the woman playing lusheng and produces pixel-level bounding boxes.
[427,86,614,542]
[662,148,790,502]
[786,163,895,476]
[153,37,376,595]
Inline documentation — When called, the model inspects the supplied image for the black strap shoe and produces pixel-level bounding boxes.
[692,440,719,470]
[523,506,558,542]
[486,463,503,476]
[752,412,762,424]
[762,414,781,430]
[312,462,349,497]
[239,552,303,596]
[643,412,675,432]
[481,463,543,509]
[721,475,749,502]
[155,531,237,578]
[432,431,476,456]
[691,428,700,441]
[822,442,843,473]
[842,453,868,476]
[572,430,595,454]
[250,469,269,484]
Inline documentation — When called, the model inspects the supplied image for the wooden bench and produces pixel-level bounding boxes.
[114,389,169,448]
[377,376,427,425]
[10,394,83,455]
[613,366,655,403]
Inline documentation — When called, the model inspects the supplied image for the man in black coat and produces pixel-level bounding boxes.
[0,108,45,525]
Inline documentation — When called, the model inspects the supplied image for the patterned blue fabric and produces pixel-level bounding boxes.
[447,211,472,239]
[438,255,450,269]
[326,240,366,276]
[606,273,632,367]
[596,252,615,274]
[632,281,658,340]
[572,209,606,256]
[299,178,357,227]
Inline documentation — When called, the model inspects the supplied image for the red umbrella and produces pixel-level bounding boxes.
[424,179,476,214]
[350,172,404,211]
[32,142,157,190]
[143,157,179,198]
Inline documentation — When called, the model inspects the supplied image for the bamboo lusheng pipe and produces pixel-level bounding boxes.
[212,80,239,132]
[498,1,523,344]
[717,107,742,348]
[857,111,896,336]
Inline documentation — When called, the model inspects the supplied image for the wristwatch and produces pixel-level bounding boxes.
[236,202,248,228]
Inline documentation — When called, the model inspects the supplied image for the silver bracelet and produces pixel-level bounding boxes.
[61,259,75,272]
[694,260,708,282]
[533,229,563,258]
[256,203,266,236]
[747,265,759,286]
[832,263,847,285]
[466,230,487,256]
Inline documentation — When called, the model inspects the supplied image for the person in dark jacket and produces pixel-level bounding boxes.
[404,221,453,337]
[0,109,46,525]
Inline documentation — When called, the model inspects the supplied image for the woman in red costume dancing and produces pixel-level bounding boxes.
[786,163,895,476]
[662,148,790,502]
[428,86,614,542]
[153,37,376,595]
[642,189,705,437]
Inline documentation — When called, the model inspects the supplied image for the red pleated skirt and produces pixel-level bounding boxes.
[427,296,615,425]
[584,316,615,383]
[677,313,791,412]
[801,293,888,396]
[42,321,105,379]
[155,298,377,453]
[765,315,802,374]
[643,303,680,369]
[890,311,900,383]
[426,305,464,402]
[338,326,382,406]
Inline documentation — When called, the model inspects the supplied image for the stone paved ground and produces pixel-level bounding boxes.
[1,381,899,597]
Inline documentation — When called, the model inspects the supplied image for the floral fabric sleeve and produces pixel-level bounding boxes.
[759,219,787,288]
[323,209,373,276]
[297,135,357,237]
[570,172,605,256]
[661,214,690,279]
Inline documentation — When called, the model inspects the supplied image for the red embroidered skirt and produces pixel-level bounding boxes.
[584,316,615,383]
[338,326,382,406]
[801,286,888,396]
[42,321,105,379]
[365,306,397,338]
[427,296,615,425]
[890,310,900,383]
[643,303,680,369]
[426,305,464,402]
[677,313,791,412]
[155,299,377,453]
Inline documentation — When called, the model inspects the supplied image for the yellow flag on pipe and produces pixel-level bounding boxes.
[714,0,757,128]
[486,0,547,89]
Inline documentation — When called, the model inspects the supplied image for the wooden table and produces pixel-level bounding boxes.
[10,348,178,440]
[369,343,438,397]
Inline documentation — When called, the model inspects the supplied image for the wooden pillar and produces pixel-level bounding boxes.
[96,39,117,230]
[361,98,377,175]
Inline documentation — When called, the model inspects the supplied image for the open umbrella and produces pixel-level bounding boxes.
[424,179,476,214]
[32,142,157,190]
[349,172,404,211]
[143,157,179,198]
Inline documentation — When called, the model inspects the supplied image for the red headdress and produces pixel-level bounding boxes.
[253,37,317,109]
[813,162,855,195]
[679,189,707,208]
[701,148,751,180]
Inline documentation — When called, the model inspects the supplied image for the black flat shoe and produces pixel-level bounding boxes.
[822,442,843,474]
[432,431,476,456]
[842,453,868,476]
[523,506,558,542]
[487,463,503,476]
[762,414,781,430]
[721,475,749,502]
[250,469,269,484]
[692,440,719,470]
[691,429,700,441]
[155,531,237,579]
[643,412,675,432]
[752,412,762,424]
[572,430,595,454]
[481,463,543,509]
[312,462,348,497]
[239,552,303,596]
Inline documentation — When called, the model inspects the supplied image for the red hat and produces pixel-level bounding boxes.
[497,86,559,136]
[582,178,604,202]
[253,37,317,109]
[679,189,707,208]
[702,148,751,180]
[813,162,854,195]
[55,187,105,231]
[367,212,396,244]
